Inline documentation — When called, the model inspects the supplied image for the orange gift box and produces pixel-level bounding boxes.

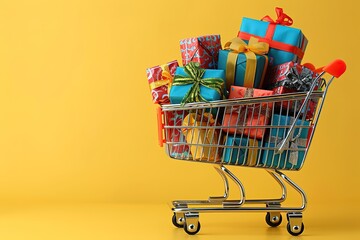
[222,86,273,139]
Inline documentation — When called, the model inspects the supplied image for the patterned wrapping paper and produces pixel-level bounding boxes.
[260,114,311,170]
[180,35,222,69]
[265,61,321,120]
[164,111,191,159]
[146,60,179,104]
[222,135,260,166]
[221,86,274,139]
[181,113,221,161]
[237,8,308,66]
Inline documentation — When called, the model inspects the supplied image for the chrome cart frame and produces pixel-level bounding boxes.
[156,60,346,236]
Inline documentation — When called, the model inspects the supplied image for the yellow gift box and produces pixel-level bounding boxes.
[181,112,221,162]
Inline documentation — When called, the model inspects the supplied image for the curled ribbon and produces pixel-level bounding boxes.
[261,7,293,26]
[172,62,224,105]
[224,37,269,90]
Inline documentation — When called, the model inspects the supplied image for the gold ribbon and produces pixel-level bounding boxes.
[149,65,173,90]
[247,139,259,166]
[224,37,269,90]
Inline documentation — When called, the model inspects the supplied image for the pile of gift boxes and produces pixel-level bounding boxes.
[146,8,323,170]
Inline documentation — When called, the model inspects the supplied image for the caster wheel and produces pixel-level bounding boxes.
[287,222,304,236]
[184,221,201,235]
[265,212,282,227]
[172,213,185,228]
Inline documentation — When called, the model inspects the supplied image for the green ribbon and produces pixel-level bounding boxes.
[172,62,224,105]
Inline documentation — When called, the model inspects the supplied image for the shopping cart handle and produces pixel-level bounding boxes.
[323,59,346,78]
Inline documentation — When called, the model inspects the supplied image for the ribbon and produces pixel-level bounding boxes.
[238,8,305,60]
[224,37,269,90]
[149,65,173,90]
[172,62,224,105]
[261,7,293,26]
[247,139,259,166]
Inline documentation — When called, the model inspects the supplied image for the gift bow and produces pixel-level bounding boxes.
[261,7,293,26]
[149,64,173,90]
[172,62,224,105]
[224,37,269,90]
[274,64,323,92]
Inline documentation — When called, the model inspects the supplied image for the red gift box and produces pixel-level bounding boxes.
[265,61,321,119]
[222,86,273,139]
[180,35,222,69]
[146,60,179,104]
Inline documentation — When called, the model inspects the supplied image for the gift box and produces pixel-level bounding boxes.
[169,62,225,105]
[266,61,322,119]
[223,135,260,166]
[261,114,311,170]
[164,111,192,159]
[180,35,222,69]
[146,60,179,104]
[221,86,273,139]
[218,37,269,91]
[181,112,221,161]
[237,7,308,66]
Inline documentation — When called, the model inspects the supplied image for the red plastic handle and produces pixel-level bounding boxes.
[323,59,346,78]
[157,106,165,147]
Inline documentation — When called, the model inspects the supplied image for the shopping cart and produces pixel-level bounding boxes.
[156,59,346,236]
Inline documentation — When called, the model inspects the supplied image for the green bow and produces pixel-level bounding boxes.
[172,62,224,105]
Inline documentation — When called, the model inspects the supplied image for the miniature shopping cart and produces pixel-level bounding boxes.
[156,60,346,236]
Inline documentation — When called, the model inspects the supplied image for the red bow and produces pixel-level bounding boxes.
[261,7,293,26]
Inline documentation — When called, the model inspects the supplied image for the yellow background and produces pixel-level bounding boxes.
[0,0,359,239]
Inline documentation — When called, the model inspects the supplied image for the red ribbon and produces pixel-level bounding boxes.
[261,7,293,26]
[238,7,305,60]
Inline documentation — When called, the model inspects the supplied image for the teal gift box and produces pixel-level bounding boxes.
[218,49,268,90]
[237,8,308,66]
[169,64,225,104]
[261,114,311,170]
[223,135,261,166]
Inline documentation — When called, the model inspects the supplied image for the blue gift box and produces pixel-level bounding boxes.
[217,49,268,89]
[223,135,260,166]
[261,114,310,170]
[238,17,308,66]
[169,67,225,104]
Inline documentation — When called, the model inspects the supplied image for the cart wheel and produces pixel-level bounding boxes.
[172,213,185,228]
[287,222,304,236]
[184,221,201,235]
[265,212,282,227]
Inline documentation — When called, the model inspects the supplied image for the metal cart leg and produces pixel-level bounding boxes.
[171,167,307,235]
[208,166,229,203]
